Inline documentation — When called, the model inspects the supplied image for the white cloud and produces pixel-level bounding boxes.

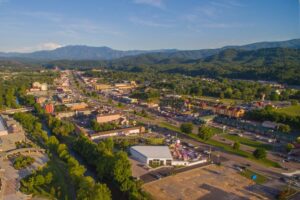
[133,0,165,8]
[14,42,62,52]
[39,42,62,50]
[130,16,173,28]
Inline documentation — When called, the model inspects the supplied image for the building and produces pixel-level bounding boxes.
[96,113,122,124]
[30,82,48,91]
[65,102,88,111]
[44,103,55,114]
[94,84,113,91]
[262,121,278,129]
[213,105,245,118]
[0,116,8,136]
[130,146,173,166]
[90,126,145,140]
[35,96,47,105]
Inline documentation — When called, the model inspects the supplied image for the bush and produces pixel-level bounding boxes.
[253,148,266,159]
[13,155,35,170]
[180,123,193,134]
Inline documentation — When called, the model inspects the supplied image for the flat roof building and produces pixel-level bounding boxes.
[130,146,173,166]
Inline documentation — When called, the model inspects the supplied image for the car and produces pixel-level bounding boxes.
[153,174,162,180]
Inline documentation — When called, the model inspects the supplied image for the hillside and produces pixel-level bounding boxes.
[0,38,299,61]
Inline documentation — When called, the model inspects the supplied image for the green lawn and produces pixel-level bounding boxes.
[275,105,300,117]
[239,169,268,184]
[158,122,281,168]
[223,134,273,150]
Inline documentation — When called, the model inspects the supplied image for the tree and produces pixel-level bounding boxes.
[286,143,295,152]
[45,172,53,184]
[278,124,291,133]
[112,151,132,192]
[233,142,240,150]
[180,123,193,134]
[35,175,45,186]
[253,148,266,159]
[198,125,214,140]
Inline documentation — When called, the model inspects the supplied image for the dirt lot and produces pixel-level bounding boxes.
[143,164,268,200]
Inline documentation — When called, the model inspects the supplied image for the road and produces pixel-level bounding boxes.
[69,70,299,195]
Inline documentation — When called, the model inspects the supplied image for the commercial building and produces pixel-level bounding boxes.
[0,116,8,136]
[96,113,123,124]
[213,105,245,118]
[65,102,89,111]
[90,126,145,140]
[130,146,173,166]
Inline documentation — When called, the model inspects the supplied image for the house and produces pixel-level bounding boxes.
[130,146,173,166]
[44,103,55,114]
[90,126,145,140]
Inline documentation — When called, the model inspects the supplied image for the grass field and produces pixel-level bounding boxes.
[239,169,268,184]
[224,134,273,150]
[275,105,300,116]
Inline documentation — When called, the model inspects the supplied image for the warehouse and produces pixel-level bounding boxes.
[0,116,8,136]
[130,146,173,166]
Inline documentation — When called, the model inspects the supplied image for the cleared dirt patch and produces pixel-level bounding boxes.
[143,164,268,200]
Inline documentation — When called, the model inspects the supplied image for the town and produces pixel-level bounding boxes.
[0,66,299,200]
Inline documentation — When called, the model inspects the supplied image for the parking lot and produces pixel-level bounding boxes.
[143,164,267,200]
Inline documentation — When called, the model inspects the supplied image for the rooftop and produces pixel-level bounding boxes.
[131,146,173,160]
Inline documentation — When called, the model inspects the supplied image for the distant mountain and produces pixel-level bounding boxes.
[0,46,177,60]
[0,38,299,61]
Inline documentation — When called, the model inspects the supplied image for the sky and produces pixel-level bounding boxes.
[0,0,299,52]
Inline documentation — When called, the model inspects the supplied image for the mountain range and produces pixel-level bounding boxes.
[0,38,299,61]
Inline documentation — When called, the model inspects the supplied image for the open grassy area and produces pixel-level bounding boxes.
[275,105,300,117]
[158,122,281,168]
[223,134,273,150]
[239,169,268,184]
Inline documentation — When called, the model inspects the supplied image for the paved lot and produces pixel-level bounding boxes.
[0,152,48,200]
[143,164,268,200]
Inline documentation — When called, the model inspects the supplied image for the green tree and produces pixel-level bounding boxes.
[198,125,214,140]
[180,123,193,134]
[233,142,240,150]
[286,143,295,152]
[253,148,266,159]
[278,124,291,133]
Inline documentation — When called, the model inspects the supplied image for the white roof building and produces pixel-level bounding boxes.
[130,146,173,166]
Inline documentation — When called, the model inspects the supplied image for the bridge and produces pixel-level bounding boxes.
[0,107,34,115]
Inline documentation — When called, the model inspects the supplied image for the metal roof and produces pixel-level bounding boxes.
[131,146,173,160]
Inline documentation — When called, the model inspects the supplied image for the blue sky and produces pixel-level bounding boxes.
[0,0,299,52]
